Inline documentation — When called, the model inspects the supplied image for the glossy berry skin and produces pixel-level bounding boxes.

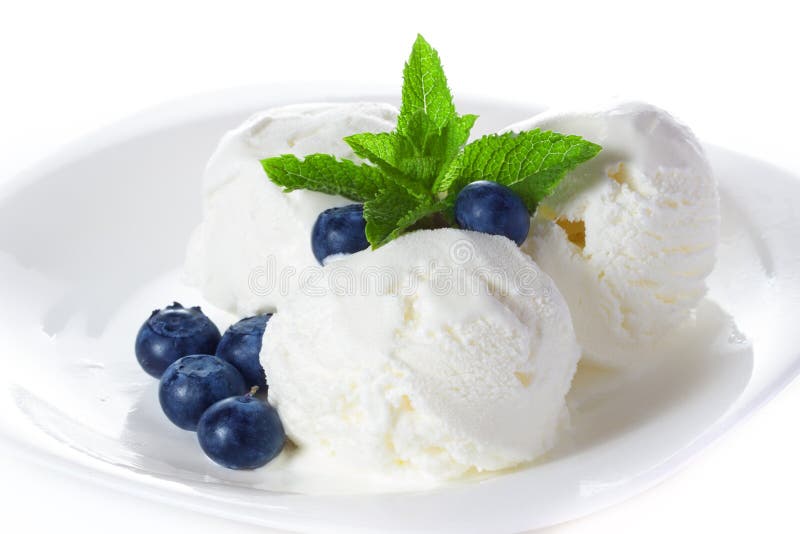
[197,395,285,470]
[158,354,247,431]
[311,204,369,265]
[216,314,271,392]
[135,302,221,378]
[454,181,531,246]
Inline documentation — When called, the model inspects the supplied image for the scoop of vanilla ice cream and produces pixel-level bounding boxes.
[502,102,720,367]
[261,229,580,479]
[184,102,398,316]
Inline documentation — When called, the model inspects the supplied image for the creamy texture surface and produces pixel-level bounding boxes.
[184,102,398,316]
[261,229,580,479]
[503,101,720,366]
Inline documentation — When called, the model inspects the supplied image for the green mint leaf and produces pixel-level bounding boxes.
[261,154,385,203]
[397,34,456,134]
[364,182,443,248]
[342,132,413,193]
[439,130,602,211]
[344,131,432,198]
[345,112,476,195]
[344,132,398,168]
[392,111,477,190]
[393,111,442,187]
[444,114,478,164]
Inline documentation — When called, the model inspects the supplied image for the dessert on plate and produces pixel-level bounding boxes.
[133,35,719,484]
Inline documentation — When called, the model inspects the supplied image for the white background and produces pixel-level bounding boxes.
[1,1,798,532]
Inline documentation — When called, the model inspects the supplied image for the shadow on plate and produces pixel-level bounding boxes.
[557,298,753,458]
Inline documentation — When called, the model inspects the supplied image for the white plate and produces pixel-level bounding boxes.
[1,85,799,533]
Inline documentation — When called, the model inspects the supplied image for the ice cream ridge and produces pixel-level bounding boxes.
[180,35,719,480]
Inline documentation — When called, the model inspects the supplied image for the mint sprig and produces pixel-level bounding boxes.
[261,34,602,248]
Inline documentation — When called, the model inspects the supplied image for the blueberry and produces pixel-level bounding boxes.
[311,204,369,265]
[135,302,221,378]
[454,181,531,246]
[158,354,247,431]
[216,314,271,392]
[197,394,285,470]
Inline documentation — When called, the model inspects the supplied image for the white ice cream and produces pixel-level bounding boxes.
[184,102,398,316]
[262,229,580,479]
[503,102,720,367]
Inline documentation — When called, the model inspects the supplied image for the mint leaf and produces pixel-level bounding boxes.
[393,112,443,188]
[346,113,476,194]
[343,131,426,197]
[438,130,602,210]
[443,114,478,165]
[393,111,476,188]
[261,154,385,202]
[364,181,443,248]
[344,132,398,169]
[397,34,456,134]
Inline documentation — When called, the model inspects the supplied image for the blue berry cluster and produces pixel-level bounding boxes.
[135,303,284,469]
